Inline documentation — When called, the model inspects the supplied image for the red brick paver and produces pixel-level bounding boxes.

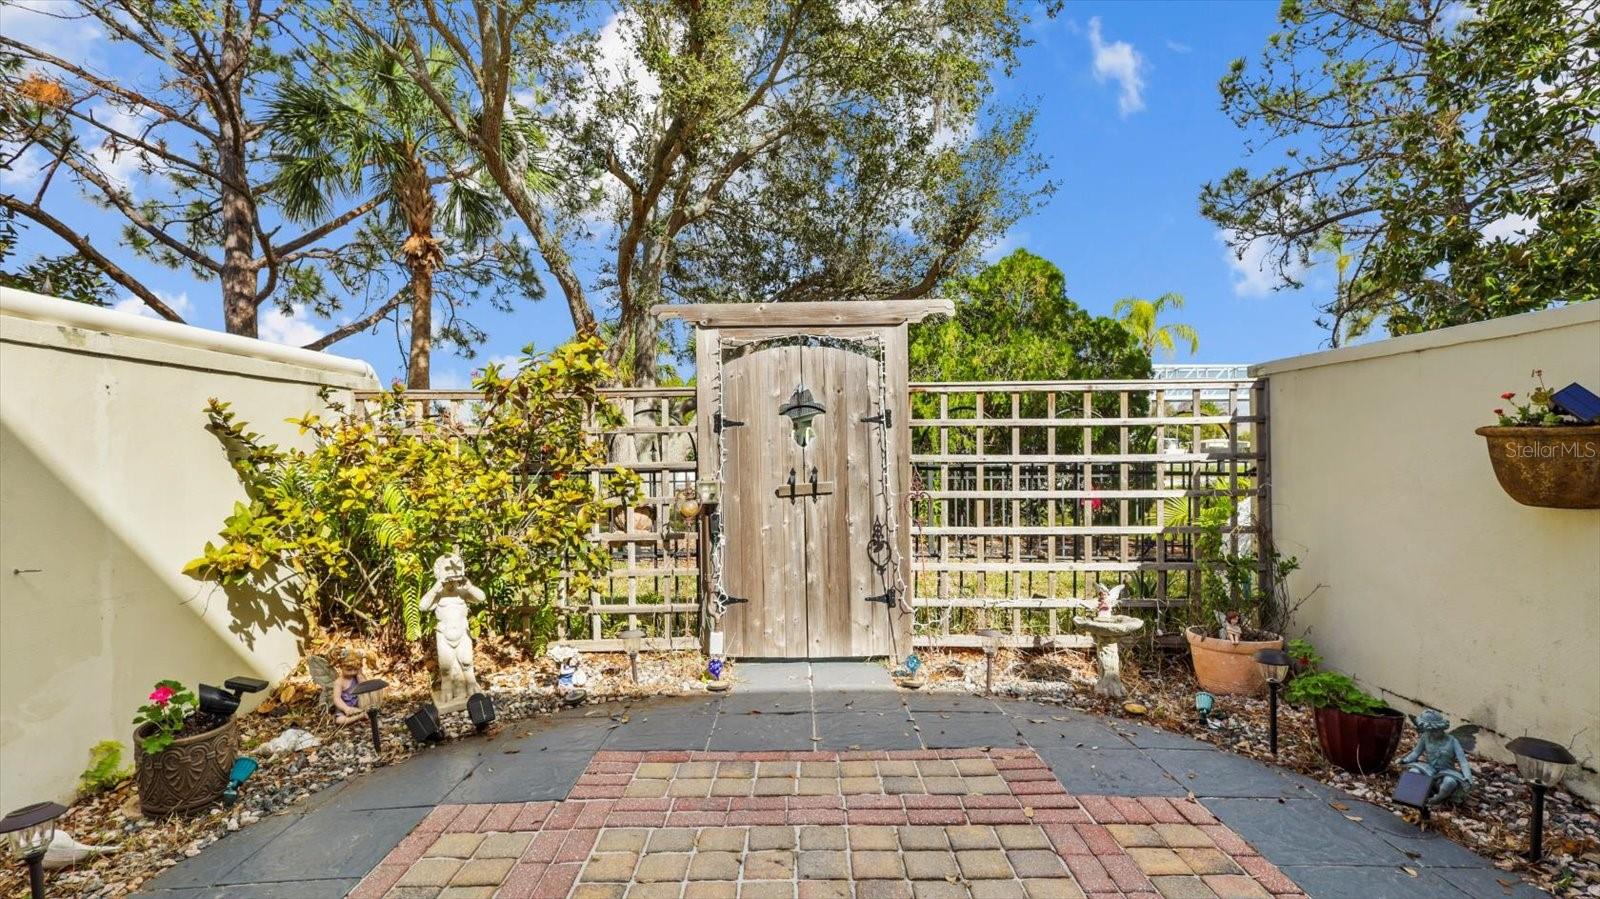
[350,748,1306,898]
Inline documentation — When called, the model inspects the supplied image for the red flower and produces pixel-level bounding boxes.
[1500,392,1515,400]
[1084,498,1103,512]
[149,685,175,706]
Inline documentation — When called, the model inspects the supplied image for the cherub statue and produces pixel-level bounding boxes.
[1094,582,1127,619]
[1401,709,1477,805]
[420,552,485,711]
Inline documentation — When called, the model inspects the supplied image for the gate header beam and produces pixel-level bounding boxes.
[653,299,953,328]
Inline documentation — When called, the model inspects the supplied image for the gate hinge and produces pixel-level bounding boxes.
[863,588,897,607]
[717,592,750,606]
[860,409,892,428]
[714,412,745,433]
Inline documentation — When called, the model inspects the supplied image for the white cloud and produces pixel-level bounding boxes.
[112,290,191,319]
[1165,40,1192,54]
[431,368,472,389]
[258,304,324,346]
[1217,229,1302,298]
[483,353,527,374]
[2,0,103,59]
[0,146,50,191]
[1088,18,1146,117]
[592,12,660,101]
[1481,213,1538,244]
[983,229,1030,263]
[86,104,148,194]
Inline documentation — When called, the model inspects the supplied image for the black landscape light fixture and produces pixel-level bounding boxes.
[467,693,496,732]
[621,628,646,684]
[1507,736,1578,862]
[351,679,388,752]
[405,703,445,745]
[976,628,1003,695]
[198,676,269,719]
[1254,649,1291,756]
[0,801,66,899]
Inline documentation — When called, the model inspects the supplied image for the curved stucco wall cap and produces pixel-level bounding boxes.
[0,286,380,382]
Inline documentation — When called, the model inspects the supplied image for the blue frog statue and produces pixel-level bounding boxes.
[1400,709,1479,805]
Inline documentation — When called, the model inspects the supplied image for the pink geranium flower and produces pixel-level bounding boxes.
[149,685,175,706]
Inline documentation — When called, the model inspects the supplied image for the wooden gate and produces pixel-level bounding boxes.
[661,301,950,659]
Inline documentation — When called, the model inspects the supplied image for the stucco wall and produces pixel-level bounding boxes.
[0,289,379,810]
[1253,302,1600,801]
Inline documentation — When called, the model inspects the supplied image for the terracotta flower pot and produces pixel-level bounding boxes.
[133,718,238,817]
[1185,627,1283,696]
[1474,425,1600,509]
[1312,705,1406,775]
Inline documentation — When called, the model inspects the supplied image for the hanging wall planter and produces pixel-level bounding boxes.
[1478,376,1600,510]
[1474,425,1600,509]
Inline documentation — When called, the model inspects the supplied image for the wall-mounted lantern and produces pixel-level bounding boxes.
[779,386,826,446]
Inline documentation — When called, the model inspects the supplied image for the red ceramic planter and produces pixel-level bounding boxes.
[1312,705,1405,775]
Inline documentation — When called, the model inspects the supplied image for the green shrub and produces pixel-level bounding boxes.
[80,740,132,794]
[184,334,639,645]
[1282,671,1385,715]
[1286,638,1322,670]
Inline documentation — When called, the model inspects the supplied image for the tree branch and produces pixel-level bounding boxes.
[302,289,406,350]
[1,193,186,321]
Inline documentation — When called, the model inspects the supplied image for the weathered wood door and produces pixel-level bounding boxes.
[717,335,908,658]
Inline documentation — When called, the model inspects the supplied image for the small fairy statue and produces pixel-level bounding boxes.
[1401,709,1478,805]
[549,644,589,705]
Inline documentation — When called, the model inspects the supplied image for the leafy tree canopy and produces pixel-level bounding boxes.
[910,249,1152,383]
[1204,0,1599,344]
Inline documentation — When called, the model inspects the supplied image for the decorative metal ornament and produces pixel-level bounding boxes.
[778,385,826,446]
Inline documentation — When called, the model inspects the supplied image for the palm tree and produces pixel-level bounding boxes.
[267,38,544,387]
[1112,292,1200,359]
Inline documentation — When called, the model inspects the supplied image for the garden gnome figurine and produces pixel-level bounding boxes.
[420,552,484,713]
[1401,709,1476,805]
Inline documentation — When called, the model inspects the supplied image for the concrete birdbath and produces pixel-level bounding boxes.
[1073,584,1145,699]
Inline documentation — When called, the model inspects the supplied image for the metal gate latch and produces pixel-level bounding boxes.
[864,588,897,607]
[860,409,892,428]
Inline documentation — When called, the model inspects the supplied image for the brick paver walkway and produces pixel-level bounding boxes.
[351,749,1306,899]
[137,662,1548,899]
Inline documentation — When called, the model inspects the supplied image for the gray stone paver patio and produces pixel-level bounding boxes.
[136,663,1547,899]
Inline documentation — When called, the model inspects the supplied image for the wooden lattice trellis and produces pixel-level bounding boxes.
[355,375,1268,654]
[352,386,701,651]
[906,378,1268,650]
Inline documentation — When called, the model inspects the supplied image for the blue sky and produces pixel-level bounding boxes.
[4,1,1336,385]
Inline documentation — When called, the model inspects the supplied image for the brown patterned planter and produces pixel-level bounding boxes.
[1475,425,1600,509]
[1312,705,1405,775]
[133,718,237,817]
[1185,627,1283,696]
